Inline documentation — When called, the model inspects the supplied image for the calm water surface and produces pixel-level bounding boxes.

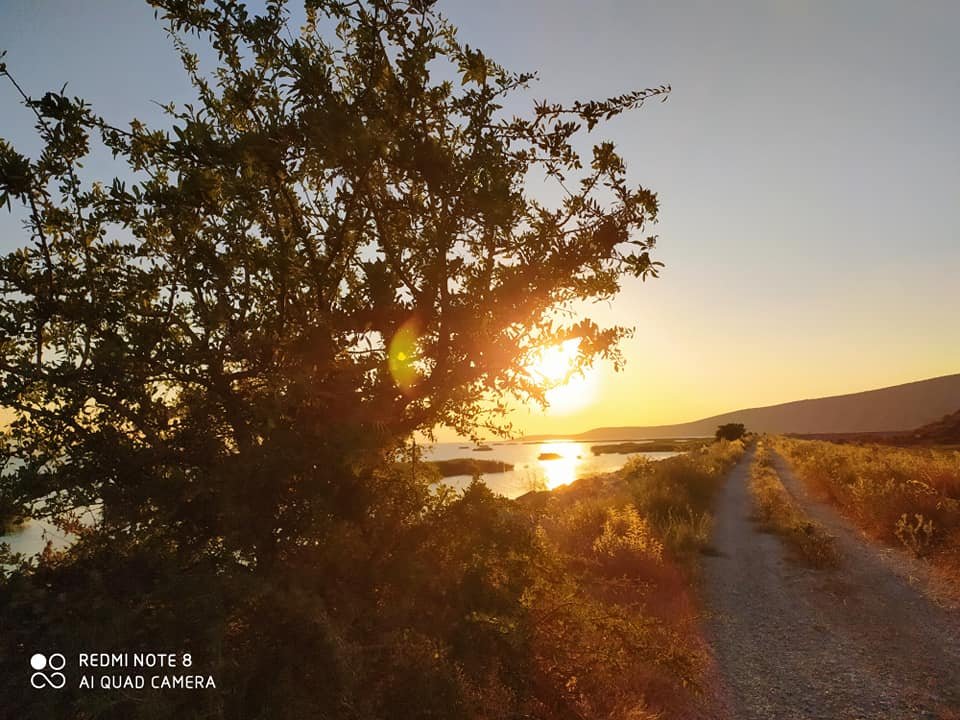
[1,517,71,558]
[425,439,679,498]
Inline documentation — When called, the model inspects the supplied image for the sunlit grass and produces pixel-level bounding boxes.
[749,442,839,567]
[773,437,960,563]
[624,439,746,562]
[527,439,747,718]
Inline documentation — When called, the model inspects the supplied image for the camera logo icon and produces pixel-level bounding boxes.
[30,653,66,689]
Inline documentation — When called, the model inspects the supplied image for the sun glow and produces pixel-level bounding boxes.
[526,339,598,414]
[537,441,583,490]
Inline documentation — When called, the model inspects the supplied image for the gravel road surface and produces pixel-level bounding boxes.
[702,446,960,720]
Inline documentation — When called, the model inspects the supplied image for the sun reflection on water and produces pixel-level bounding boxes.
[537,441,583,490]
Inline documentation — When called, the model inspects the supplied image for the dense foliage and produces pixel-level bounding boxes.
[0,0,670,717]
[714,423,746,442]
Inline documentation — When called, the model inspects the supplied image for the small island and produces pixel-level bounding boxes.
[590,439,709,455]
[537,452,564,461]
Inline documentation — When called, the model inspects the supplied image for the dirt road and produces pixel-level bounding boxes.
[702,446,960,720]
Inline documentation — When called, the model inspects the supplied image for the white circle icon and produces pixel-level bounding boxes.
[30,653,47,670]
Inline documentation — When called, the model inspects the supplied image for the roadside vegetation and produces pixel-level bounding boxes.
[2,439,745,719]
[523,438,747,718]
[749,443,838,567]
[773,437,960,576]
[624,439,746,562]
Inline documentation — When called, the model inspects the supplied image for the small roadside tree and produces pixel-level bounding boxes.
[715,423,747,442]
[0,1,668,715]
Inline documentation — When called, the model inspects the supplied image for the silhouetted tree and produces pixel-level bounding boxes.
[0,1,667,716]
[715,423,747,441]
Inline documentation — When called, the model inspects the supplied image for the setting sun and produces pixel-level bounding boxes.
[526,339,598,414]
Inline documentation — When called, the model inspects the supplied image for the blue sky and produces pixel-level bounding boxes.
[2,1,958,434]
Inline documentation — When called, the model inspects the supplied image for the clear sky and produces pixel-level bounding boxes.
[2,1,958,437]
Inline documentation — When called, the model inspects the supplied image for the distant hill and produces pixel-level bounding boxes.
[526,373,960,441]
[804,408,960,447]
[902,408,960,444]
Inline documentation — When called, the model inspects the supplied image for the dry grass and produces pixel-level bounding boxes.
[529,439,747,719]
[625,439,747,563]
[773,437,960,596]
[749,443,839,567]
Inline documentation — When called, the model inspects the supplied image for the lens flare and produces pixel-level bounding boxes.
[388,318,422,392]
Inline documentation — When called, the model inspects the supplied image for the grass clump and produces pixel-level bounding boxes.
[592,504,664,566]
[749,444,839,568]
[894,512,936,557]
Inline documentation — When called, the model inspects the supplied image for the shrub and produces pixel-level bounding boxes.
[894,513,936,557]
[0,0,670,716]
[593,505,664,566]
[715,423,747,442]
